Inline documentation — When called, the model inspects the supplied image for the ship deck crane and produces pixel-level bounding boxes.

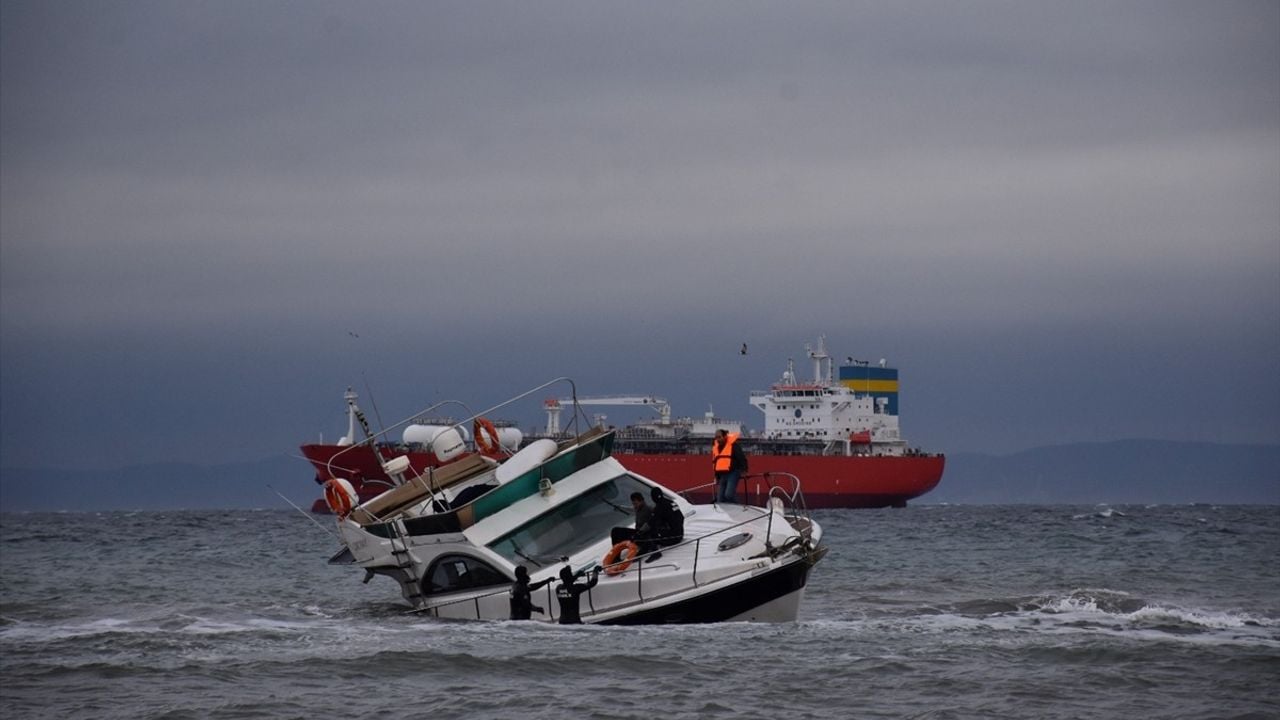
[543,395,671,435]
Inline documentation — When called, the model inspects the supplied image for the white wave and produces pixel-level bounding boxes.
[0,613,338,643]
[0,617,144,642]
[1125,604,1273,630]
[796,588,1280,650]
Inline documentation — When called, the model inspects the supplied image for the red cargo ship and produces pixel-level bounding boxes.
[301,337,944,511]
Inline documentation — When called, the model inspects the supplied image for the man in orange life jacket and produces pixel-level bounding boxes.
[712,428,748,503]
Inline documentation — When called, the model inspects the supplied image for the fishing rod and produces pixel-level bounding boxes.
[269,484,338,540]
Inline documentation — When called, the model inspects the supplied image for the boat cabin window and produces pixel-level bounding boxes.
[423,554,509,595]
[486,473,652,568]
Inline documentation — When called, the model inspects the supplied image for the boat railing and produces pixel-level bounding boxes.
[674,480,717,501]
[677,471,810,519]
[743,471,811,518]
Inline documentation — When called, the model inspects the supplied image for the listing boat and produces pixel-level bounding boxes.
[300,389,522,512]
[323,386,826,624]
[301,336,944,510]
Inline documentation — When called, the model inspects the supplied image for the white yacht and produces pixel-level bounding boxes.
[325,413,826,624]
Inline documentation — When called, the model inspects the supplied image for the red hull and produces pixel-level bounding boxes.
[302,442,944,511]
[614,452,944,508]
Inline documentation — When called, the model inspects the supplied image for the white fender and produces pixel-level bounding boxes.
[495,438,558,484]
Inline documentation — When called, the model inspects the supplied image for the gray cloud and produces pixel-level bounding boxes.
[2,1,1277,470]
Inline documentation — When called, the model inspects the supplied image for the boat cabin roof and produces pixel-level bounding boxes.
[357,427,615,540]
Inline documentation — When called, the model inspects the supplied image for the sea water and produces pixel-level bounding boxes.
[1,505,1277,719]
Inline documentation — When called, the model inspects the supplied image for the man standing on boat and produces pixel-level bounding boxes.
[712,428,748,503]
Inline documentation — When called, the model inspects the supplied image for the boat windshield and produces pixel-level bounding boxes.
[486,473,651,567]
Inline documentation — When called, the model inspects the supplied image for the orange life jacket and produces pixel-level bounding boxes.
[712,433,740,473]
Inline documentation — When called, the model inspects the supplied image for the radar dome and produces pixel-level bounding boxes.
[430,427,466,462]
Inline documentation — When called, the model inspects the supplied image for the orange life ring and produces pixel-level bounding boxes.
[323,478,357,517]
[602,540,639,576]
[473,417,501,454]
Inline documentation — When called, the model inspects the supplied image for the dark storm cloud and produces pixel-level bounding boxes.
[1,1,1277,469]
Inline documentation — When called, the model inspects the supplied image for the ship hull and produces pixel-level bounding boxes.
[614,451,944,508]
[302,442,944,511]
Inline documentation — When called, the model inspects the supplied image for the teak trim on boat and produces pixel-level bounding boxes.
[350,453,495,524]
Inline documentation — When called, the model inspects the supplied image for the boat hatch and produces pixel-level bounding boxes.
[717,533,752,551]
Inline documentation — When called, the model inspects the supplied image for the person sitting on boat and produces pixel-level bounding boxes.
[712,429,748,503]
[650,486,684,546]
[610,492,659,557]
[509,565,553,621]
[555,564,600,625]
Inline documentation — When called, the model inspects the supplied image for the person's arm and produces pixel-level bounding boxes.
[637,507,653,533]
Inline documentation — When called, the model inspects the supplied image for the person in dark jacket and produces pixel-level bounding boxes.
[650,486,684,546]
[509,565,552,620]
[610,492,657,553]
[555,565,599,624]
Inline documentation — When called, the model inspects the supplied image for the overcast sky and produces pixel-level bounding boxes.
[2,1,1277,472]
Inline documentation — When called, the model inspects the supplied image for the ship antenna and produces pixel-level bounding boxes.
[363,374,389,447]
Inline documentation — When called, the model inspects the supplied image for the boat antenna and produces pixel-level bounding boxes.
[363,373,389,444]
[269,484,338,539]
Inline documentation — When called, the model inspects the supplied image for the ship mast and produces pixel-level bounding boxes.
[806,334,831,385]
[339,387,359,446]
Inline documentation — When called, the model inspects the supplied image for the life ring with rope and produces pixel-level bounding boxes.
[323,478,358,518]
[473,417,501,454]
[602,540,639,575]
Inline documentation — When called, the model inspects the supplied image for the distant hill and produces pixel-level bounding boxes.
[926,440,1280,505]
[1,440,1277,511]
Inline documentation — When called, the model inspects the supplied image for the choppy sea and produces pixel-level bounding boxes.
[2,505,1277,719]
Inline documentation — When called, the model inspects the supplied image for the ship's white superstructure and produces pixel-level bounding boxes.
[749,336,906,456]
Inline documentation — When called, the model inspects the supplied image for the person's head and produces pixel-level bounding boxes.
[559,566,575,584]
[630,491,646,510]
[515,565,529,581]
[714,429,726,442]
[650,486,665,502]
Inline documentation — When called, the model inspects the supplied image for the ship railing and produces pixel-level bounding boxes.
[411,494,814,622]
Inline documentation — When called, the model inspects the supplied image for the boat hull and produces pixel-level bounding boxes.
[597,555,815,624]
